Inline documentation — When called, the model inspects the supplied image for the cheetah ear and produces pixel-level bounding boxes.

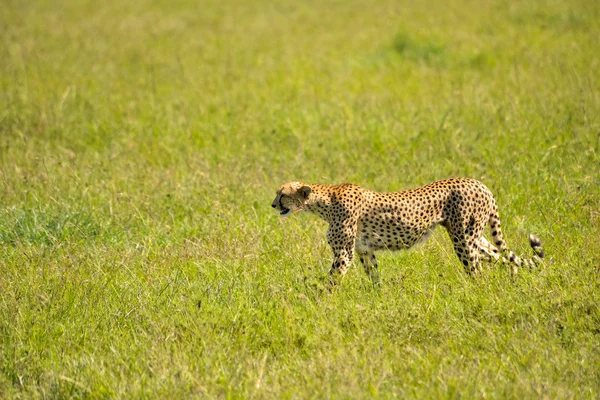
[299,185,311,199]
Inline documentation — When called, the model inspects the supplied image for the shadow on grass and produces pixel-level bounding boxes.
[0,207,104,246]
[392,32,446,64]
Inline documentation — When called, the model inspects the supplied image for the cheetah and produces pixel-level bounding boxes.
[271,178,544,284]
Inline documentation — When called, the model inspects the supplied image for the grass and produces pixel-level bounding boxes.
[1,0,599,397]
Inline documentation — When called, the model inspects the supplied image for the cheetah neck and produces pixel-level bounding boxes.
[303,184,337,222]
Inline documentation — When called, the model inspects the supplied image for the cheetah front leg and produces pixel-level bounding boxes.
[325,244,355,289]
[330,246,354,276]
[357,250,380,286]
[326,219,358,283]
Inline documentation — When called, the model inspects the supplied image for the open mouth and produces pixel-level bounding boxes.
[280,208,292,216]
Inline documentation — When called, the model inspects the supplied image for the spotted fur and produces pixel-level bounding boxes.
[271,178,544,283]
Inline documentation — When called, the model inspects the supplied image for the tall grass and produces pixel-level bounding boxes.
[1,0,599,397]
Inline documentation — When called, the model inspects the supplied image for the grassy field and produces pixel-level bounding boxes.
[1,0,599,397]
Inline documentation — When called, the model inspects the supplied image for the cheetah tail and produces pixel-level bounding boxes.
[528,234,545,259]
[501,234,544,271]
[489,209,544,271]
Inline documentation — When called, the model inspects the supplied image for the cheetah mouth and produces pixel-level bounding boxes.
[280,208,292,216]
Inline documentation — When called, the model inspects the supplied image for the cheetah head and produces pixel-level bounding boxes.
[271,182,311,217]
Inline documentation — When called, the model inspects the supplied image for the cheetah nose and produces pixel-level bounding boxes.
[271,203,276,208]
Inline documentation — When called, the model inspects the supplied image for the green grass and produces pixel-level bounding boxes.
[1,0,599,397]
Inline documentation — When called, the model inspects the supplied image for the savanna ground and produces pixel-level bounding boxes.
[1,0,599,398]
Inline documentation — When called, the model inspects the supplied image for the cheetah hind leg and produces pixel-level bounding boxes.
[460,242,482,276]
[447,228,483,276]
[358,250,380,286]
